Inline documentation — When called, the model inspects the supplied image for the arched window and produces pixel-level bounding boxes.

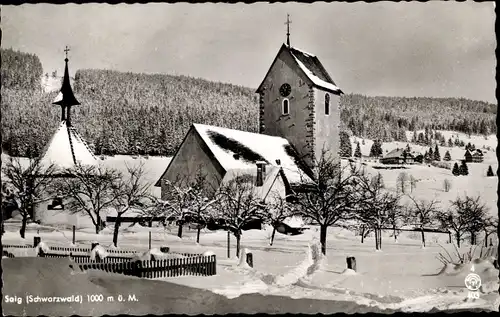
[282,98,290,115]
[325,93,330,115]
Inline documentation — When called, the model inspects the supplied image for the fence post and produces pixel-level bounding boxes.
[213,255,217,275]
[72,226,76,245]
[448,232,452,244]
[33,236,41,248]
[149,232,152,250]
[346,256,357,271]
[246,252,253,268]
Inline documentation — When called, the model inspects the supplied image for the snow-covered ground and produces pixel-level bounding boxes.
[2,130,498,312]
[3,221,499,312]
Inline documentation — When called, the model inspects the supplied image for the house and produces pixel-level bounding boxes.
[380,148,419,165]
[154,123,314,199]
[156,32,343,199]
[470,149,484,163]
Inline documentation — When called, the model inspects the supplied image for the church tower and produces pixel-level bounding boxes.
[255,15,343,169]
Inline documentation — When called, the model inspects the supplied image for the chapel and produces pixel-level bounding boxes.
[155,17,344,201]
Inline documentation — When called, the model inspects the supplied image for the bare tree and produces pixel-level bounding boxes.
[157,175,196,239]
[2,157,56,238]
[214,173,269,257]
[51,163,121,234]
[482,217,498,247]
[458,195,489,245]
[110,163,153,247]
[396,172,409,194]
[386,204,409,243]
[409,175,418,193]
[293,149,362,255]
[188,171,219,243]
[437,195,486,248]
[407,195,440,247]
[267,192,296,246]
[443,179,452,192]
[355,171,402,250]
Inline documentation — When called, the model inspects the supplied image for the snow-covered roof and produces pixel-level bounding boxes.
[193,124,313,185]
[220,166,286,202]
[38,120,97,171]
[288,46,341,94]
[256,44,342,94]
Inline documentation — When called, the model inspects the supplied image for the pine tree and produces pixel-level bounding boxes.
[405,143,411,153]
[434,144,441,161]
[452,162,460,176]
[448,138,453,147]
[339,131,353,157]
[428,147,434,160]
[459,161,469,176]
[369,140,383,157]
[486,165,494,177]
[443,150,451,161]
[354,142,362,158]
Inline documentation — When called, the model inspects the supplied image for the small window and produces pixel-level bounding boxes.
[325,93,330,115]
[282,98,290,115]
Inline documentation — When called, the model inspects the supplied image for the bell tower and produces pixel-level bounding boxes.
[256,16,343,169]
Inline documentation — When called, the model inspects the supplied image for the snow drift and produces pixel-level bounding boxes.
[90,245,108,261]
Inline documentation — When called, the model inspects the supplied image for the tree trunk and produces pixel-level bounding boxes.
[95,218,100,234]
[470,232,475,245]
[393,225,398,242]
[421,228,426,247]
[112,217,121,247]
[360,225,365,244]
[484,232,490,247]
[456,233,461,248]
[320,225,328,255]
[20,214,27,239]
[177,221,183,238]
[270,227,276,246]
[196,227,201,244]
[375,227,380,250]
[379,228,382,249]
[235,232,241,258]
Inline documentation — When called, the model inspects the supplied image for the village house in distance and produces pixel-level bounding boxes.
[155,19,344,200]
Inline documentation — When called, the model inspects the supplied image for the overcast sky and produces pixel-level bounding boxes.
[2,2,496,103]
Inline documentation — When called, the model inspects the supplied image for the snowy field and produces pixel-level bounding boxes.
[2,130,498,312]
[2,220,499,312]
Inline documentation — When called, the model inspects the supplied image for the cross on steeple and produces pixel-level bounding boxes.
[285,14,292,47]
[64,46,70,61]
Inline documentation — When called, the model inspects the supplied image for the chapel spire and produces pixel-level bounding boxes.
[52,46,80,126]
[285,14,292,47]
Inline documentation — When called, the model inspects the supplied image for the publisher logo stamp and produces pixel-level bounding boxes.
[464,272,481,299]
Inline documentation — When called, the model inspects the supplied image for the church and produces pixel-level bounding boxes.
[155,21,344,201]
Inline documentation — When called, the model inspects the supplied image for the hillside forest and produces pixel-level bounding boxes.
[1,48,497,158]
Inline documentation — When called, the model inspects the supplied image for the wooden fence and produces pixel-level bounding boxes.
[39,252,135,264]
[2,244,33,249]
[76,255,217,278]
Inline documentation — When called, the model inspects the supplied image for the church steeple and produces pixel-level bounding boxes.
[52,46,80,126]
[285,14,292,47]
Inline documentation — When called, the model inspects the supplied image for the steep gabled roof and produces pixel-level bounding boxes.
[154,123,314,187]
[38,120,97,171]
[256,43,342,94]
